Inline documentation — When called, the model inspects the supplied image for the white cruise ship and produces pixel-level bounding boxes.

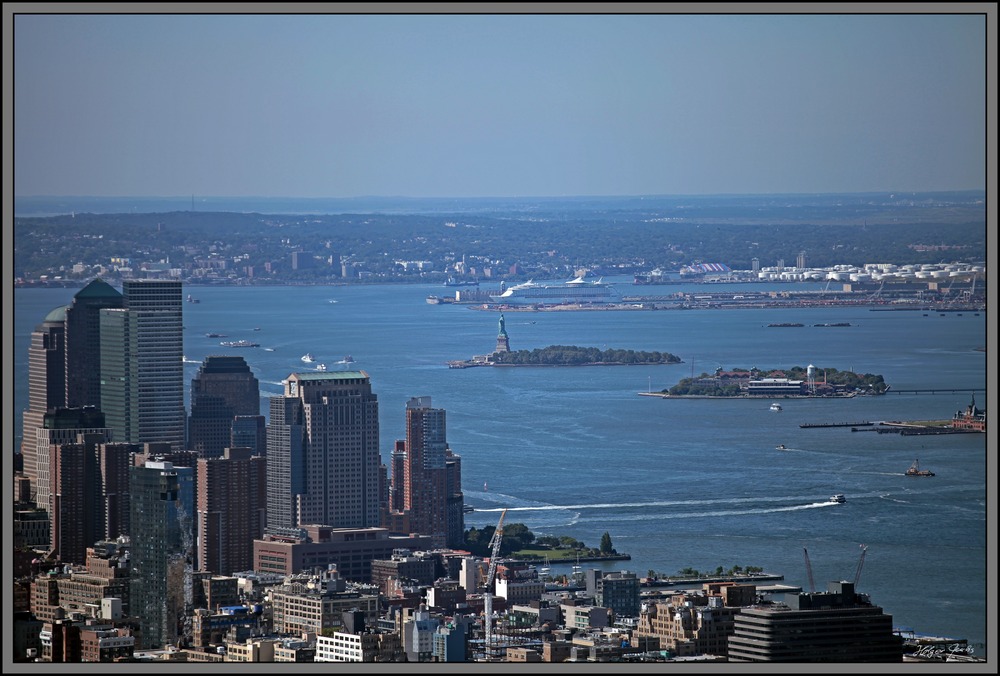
[489,277,621,306]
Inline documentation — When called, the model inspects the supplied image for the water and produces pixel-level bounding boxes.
[11,279,989,654]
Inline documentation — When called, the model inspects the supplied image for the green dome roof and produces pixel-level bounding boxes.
[44,305,68,323]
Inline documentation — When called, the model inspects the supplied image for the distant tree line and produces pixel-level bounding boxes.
[463,523,617,559]
[13,194,986,283]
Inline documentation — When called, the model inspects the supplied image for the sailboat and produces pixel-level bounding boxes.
[483,481,488,492]
[539,556,551,576]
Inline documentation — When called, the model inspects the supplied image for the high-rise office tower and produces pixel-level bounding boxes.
[23,280,123,496]
[443,452,465,548]
[33,407,110,519]
[390,396,464,548]
[187,355,260,458]
[21,306,68,485]
[231,414,267,457]
[100,279,185,449]
[389,440,407,512]
[265,396,305,533]
[129,460,195,650]
[266,372,380,532]
[64,278,123,408]
[196,447,266,576]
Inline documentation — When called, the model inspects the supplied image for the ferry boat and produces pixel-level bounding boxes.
[219,339,259,348]
[829,494,847,503]
[489,276,621,306]
[770,402,783,412]
[905,460,935,477]
[301,353,315,363]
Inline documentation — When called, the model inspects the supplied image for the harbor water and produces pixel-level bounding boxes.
[11,279,989,655]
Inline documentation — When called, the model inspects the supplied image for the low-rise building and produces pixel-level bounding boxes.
[727,581,902,662]
[252,526,434,581]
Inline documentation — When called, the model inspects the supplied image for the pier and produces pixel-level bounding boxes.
[885,388,983,395]
[800,421,873,429]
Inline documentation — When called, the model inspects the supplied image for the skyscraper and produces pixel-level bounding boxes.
[265,396,305,533]
[129,460,195,649]
[48,433,132,566]
[21,306,68,485]
[22,280,124,497]
[64,278,123,409]
[266,372,380,532]
[100,280,185,449]
[188,355,260,458]
[389,396,464,548]
[196,447,266,576]
[231,414,267,457]
[32,407,110,520]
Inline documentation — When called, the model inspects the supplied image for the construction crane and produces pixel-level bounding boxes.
[482,508,507,661]
[853,544,868,586]
[803,547,816,593]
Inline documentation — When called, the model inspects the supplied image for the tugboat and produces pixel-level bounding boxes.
[905,459,935,477]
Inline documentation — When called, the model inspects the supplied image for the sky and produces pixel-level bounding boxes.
[10,8,991,199]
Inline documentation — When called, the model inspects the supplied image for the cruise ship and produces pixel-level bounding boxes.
[489,277,621,306]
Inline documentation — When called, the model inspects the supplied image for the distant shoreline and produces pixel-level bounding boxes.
[638,392,866,399]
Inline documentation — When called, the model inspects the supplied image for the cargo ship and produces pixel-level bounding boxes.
[220,339,259,348]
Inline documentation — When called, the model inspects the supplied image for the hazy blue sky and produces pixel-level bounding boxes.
[12,11,988,198]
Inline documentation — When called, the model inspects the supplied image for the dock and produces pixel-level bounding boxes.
[800,421,873,429]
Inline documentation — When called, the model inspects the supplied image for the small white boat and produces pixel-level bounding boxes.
[770,402,783,411]
[829,494,846,503]
[301,353,315,363]
[315,363,327,371]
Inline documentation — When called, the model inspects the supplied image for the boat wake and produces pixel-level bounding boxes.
[472,494,840,512]
[570,501,840,523]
